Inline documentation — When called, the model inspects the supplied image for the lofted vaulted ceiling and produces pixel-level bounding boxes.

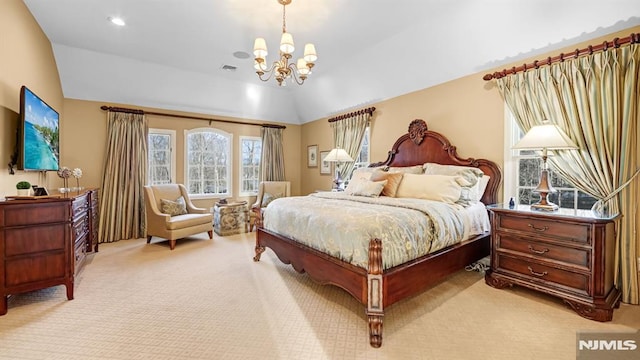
[23,0,640,124]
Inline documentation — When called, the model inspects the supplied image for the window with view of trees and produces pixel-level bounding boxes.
[240,136,261,195]
[185,128,231,196]
[506,112,596,210]
[148,129,175,185]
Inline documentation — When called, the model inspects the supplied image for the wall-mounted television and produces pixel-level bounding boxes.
[18,86,60,171]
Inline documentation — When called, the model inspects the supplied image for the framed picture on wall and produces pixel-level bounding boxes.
[320,150,331,175]
[307,145,318,168]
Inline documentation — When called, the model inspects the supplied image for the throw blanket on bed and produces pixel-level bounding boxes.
[263,192,469,270]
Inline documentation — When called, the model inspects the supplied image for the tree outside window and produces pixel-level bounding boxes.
[148,129,175,185]
[185,128,231,196]
[240,136,261,195]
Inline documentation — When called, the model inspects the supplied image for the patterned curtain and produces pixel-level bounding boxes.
[260,126,285,181]
[99,111,148,243]
[331,112,371,180]
[495,43,640,304]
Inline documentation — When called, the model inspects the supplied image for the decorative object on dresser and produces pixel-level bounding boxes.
[0,188,99,315]
[213,200,249,236]
[323,148,354,191]
[254,119,502,347]
[15,180,31,196]
[485,204,620,321]
[512,120,578,211]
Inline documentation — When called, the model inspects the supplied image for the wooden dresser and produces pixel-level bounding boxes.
[0,189,99,315]
[485,204,620,321]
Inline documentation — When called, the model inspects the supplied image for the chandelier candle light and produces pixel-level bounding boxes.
[253,0,317,86]
[323,148,354,190]
[512,120,578,211]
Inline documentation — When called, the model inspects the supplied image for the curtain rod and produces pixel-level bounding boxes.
[483,32,640,81]
[327,106,376,123]
[100,106,286,129]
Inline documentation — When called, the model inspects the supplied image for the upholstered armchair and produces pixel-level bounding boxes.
[248,181,291,232]
[144,184,213,250]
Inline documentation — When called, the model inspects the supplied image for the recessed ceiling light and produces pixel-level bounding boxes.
[107,17,126,26]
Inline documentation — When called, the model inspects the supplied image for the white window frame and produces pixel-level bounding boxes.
[147,128,176,185]
[239,136,262,197]
[184,127,232,199]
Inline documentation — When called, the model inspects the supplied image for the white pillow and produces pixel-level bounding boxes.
[350,180,387,197]
[473,175,491,202]
[395,174,462,203]
[423,163,486,205]
[385,165,424,174]
[345,170,373,194]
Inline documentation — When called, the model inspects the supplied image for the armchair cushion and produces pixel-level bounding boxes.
[161,196,188,216]
[261,192,283,208]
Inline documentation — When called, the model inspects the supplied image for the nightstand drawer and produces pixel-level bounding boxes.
[497,255,589,295]
[498,235,590,269]
[498,215,590,243]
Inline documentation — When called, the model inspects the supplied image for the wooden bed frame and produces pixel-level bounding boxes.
[253,119,502,347]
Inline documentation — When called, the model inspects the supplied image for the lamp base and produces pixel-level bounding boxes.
[530,202,559,212]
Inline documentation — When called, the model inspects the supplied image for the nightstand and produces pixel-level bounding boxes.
[485,204,621,321]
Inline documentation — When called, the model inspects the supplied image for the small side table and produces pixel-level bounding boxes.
[213,201,248,236]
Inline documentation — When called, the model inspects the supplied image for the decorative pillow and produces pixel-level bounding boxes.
[345,170,374,194]
[423,163,484,185]
[350,180,387,197]
[473,175,491,202]
[161,196,188,216]
[261,192,283,208]
[423,163,485,206]
[395,174,462,203]
[370,170,404,197]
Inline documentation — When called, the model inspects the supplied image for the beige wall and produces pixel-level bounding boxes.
[62,99,301,210]
[0,0,64,197]
[300,25,640,199]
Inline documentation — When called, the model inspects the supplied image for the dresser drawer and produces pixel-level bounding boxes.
[72,214,89,243]
[498,235,590,270]
[72,194,89,217]
[497,255,589,295]
[498,215,590,243]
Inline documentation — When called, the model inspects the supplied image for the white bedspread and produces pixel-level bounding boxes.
[262,192,489,270]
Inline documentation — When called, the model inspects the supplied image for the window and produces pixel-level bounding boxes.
[185,128,232,197]
[504,110,596,210]
[239,136,262,195]
[148,129,175,185]
[352,126,370,170]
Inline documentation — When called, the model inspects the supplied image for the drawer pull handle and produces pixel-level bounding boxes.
[527,224,548,232]
[527,266,548,277]
[528,245,549,254]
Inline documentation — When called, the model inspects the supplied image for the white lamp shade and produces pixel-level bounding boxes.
[303,43,317,62]
[513,121,578,150]
[279,32,295,54]
[253,38,268,58]
[323,148,354,162]
[296,59,310,75]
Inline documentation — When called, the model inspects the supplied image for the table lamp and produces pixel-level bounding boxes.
[323,148,354,190]
[512,120,578,211]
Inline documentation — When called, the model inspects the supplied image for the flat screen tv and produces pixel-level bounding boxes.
[18,86,60,171]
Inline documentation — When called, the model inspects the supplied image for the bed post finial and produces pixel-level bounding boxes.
[408,119,428,146]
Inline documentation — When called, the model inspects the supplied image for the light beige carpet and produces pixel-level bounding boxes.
[0,232,638,360]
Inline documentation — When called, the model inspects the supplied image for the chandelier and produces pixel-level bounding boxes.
[253,0,317,86]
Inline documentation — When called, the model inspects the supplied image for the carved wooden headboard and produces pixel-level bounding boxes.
[370,119,502,205]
